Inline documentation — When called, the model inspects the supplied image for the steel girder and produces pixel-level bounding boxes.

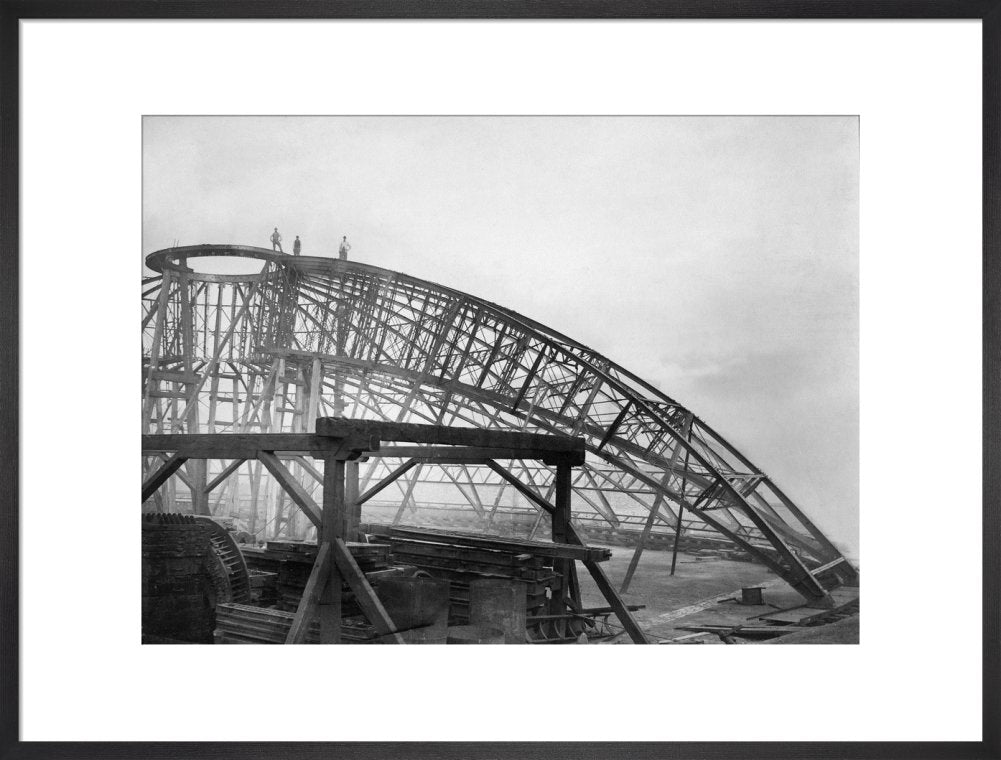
[142,244,857,602]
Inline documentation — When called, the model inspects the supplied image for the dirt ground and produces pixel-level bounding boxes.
[576,543,859,644]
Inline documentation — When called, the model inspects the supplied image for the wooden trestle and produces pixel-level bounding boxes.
[142,418,649,644]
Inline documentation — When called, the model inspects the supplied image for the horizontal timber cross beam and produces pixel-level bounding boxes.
[141,433,380,460]
[362,445,582,465]
[316,417,585,466]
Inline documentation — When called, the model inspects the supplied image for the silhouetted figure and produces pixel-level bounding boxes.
[270,227,283,252]
[339,235,351,260]
[293,236,301,256]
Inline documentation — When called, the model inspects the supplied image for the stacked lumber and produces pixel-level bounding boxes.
[248,570,278,606]
[368,525,611,562]
[214,603,377,644]
[242,540,391,611]
[362,524,606,625]
[214,603,318,644]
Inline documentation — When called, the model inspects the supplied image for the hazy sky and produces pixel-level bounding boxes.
[143,116,859,558]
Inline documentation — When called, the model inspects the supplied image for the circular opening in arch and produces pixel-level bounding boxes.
[146,245,284,281]
[182,255,268,276]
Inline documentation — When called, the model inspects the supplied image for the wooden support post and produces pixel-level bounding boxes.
[551,463,572,615]
[187,459,210,515]
[248,459,262,536]
[142,269,172,429]
[206,284,225,431]
[330,538,404,644]
[345,460,360,542]
[320,458,345,644]
[306,357,322,433]
[285,542,331,644]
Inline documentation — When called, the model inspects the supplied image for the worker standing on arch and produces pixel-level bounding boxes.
[293,235,301,256]
[339,235,351,260]
[270,227,283,252]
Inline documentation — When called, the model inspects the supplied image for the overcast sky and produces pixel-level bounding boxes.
[143,116,859,559]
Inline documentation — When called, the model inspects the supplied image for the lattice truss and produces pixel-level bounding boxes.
[142,245,857,598]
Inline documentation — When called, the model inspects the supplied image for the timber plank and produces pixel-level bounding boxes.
[366,525,611,562]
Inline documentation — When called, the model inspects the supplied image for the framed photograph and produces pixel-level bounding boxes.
[3,2,996,759]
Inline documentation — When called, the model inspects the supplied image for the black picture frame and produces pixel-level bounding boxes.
[2,2,997,759]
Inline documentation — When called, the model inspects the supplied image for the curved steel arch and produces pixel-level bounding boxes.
[142,244,857,601]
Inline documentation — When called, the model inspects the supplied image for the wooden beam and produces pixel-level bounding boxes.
[485,460,555,515]
[582,559,650,645]
[286,455,324,484]
[157,453,193,489]
[330,537,404,644]
[258,451,322,526]
[559,519,651,645]
[320,459,345,644]
[141,453,188,502]
[551,462,572,615]
[285,541,331,644]
[205,458,247,493]
[345,460,361,542]
[142,433,380,459]
[553,463,572,542]
[316,418,584,463]
[355,459,419,505]
[187,459,210,515]
[365,445,579,465]
[367,525,611,562]
[306,357,322,433]
[141,269,173,427]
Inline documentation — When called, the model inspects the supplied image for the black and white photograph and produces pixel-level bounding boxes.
[141,116,860,646]
[8,10,992,755]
